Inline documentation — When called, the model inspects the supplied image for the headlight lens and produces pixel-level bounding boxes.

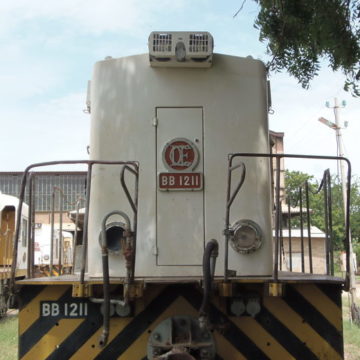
[230,219,262,254]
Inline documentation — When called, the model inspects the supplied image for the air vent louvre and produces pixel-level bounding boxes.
[152,33,172,52]
[148,31,213,67]
[189,33,209,53]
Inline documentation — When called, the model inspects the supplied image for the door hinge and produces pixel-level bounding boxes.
[152,117,158,127]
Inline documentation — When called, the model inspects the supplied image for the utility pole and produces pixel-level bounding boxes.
[319,98,359,324]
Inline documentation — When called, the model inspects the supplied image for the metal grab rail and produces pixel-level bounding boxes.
[120,165,139,283]
[224,153,351,286]
[312,170,334,276]
[72,197,85,275]
[48,187,65,276]
[10,159,139,296]
[284,169,334,276]
[224,159,246,282]
[26,174,35,278]
[47,188,84,277]
[99,210,132,348]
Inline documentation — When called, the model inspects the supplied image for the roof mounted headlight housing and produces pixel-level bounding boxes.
[230,219,263,254]
[148,31,213,68]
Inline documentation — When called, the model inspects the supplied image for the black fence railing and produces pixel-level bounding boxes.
[224,153,351,287]
[10,160,139,293]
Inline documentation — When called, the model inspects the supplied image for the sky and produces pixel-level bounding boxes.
[0,0,359,180]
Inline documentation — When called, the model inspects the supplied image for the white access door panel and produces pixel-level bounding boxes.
[156,107,204,266]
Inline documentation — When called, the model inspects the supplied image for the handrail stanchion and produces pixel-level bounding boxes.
[50,191,55,276]
[305,181,313,274]
[287,200,293,272]
[274,156,281,281]
[120,164,139,282]
[80,163,93,287]
[72,198,84,275]
[58,190,63,275]
[26,173,34,278]
[224,156,246,282]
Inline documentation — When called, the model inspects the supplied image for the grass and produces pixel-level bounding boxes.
[0,311,18,360]
[343,293,360,360]
[0,296,360,359]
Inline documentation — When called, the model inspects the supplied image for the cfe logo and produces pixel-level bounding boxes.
[162,138,199,171]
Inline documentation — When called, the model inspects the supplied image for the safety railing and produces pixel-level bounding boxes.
[224,153,351,287]
[10,160,139,294]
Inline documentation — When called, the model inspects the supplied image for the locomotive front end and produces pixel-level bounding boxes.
[14,32,347,360]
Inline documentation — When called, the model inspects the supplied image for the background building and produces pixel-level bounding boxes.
[0,171,86,224]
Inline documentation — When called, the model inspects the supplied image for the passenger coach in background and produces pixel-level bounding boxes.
[11,32,350,360]
[0,193,28,316]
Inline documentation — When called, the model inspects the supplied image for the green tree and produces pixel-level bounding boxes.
[285,170,360,251]
[284,170,313,205]
[249,0,360,96]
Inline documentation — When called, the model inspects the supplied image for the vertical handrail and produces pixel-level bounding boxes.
[345,161,352,290]
[309,170,332,276]
[72,202,80,271]
[50,187,65,276]
[120,164,139,282]
[305,181,313,274]
[99,210,131,348]
[50,191,55,276]
[323,173,330,275]
[80,164,92,285]
[58,190,63,274]
[279,205,283,271]
[274,157,281,281]
[26,174,34,278]
[224,158,232,283]
[287,200,293,272]
[299,188,305,273]
[326,171,334,276]
[72,198,84,275]
[30,177,36,278]
[224,157,246,282]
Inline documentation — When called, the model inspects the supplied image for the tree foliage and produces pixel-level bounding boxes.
[252,0,360,96]
[285,170,360,251]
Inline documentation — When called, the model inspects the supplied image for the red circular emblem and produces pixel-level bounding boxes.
[162,138,199,171]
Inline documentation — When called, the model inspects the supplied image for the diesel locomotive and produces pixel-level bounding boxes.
[10,32,351,359]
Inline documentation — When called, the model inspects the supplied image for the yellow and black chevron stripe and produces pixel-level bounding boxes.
[18,282,343,359]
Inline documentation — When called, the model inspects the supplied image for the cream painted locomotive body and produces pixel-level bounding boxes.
[88,53,272,278]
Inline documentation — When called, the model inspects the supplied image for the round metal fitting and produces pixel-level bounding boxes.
[230,298,246,316]
[246,298,261,317]
[100,303,115,317]
[229,219,263,254]
[115,302,131,317]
